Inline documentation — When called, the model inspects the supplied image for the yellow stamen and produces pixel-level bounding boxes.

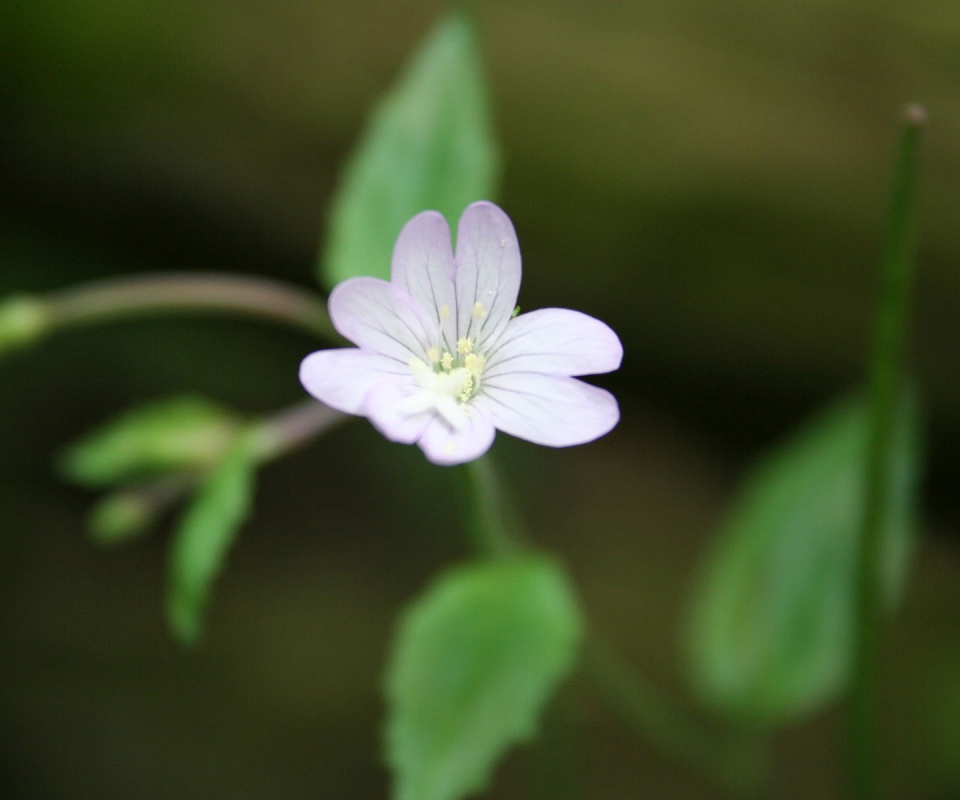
[426,347,440,364]
[472,302,485,319]
[440,351,454,370]
[457,338,473,355]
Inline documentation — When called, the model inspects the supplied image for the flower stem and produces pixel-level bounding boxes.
[250,399,347,462]
[583,634,767,796]
[460,454,766,793]
[44,272,340,341]
[461,456,523,556]
[849,104,925,800]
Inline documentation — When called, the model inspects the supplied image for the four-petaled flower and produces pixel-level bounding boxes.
[300,201,622,465]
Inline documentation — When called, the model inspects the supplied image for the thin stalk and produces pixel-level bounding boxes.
[251,398,348,461]
[849,103,925,800]
[45,272,340,341]
[461,454,766,793]
[583,634,767,796]
[461,456,523,556]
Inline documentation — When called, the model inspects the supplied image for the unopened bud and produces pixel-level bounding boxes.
[89,491,156,545]
[0,296,51,355]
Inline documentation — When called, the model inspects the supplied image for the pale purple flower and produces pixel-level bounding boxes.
[300,202,622,465]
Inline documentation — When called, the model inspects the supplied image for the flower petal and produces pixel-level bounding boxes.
[484,308,623,379]
[454,202,521,351]
[364,378,435,444]
[329,277,436,363]
[417,407,497,465]
[480,374,619,447]
[300,349,407,414]
[391,210,458,351]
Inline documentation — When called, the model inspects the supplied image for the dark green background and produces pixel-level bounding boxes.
[1,1,958,797]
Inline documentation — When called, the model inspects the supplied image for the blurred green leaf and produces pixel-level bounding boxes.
[321,10,499,288]
[59,396,241,487]
[687,394,921,726]
[386,556,582,800]
[166,433,258,645]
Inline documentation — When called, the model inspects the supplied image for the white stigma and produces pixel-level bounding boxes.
[403,358,471,428]
[401,330,488,429]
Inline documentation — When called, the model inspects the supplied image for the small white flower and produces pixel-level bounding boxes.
[300,202,622,465]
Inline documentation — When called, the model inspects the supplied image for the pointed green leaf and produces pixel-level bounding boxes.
[687,394,921,726]
[166,433,257,645]
[321,11,499,288]
[386,556,582,800]
[59,396,241,487]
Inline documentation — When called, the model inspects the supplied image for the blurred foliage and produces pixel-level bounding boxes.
[58,396,241,487]
[686,393,921,726]
[385,556,582,800]
[166,431,259,645]
[1,1,959,798]
[322,11,499,288]
[2,0,959,439]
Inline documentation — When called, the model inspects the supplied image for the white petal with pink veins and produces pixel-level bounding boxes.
[485,308,623,379]
[300,349,407,415]
[364,378,435,444]
[390,210,458,352]
[454,202,521,351]
[480,373,620,447]
[300,201,622,465]
[329,277,435,364]
[417,409,497,466]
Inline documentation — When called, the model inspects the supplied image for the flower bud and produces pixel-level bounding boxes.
[0,296,51,355]
[89,490,156,545]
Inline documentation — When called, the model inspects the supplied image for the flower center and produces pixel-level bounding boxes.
[403,337,487,429]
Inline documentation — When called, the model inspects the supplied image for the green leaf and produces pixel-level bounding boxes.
[59,396,241,487]
[321,10,499,288]
[386,556,582,800]
[166,433,258,645]
[686,393,921,726]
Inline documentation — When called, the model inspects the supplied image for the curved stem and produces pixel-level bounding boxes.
[461,454,767,793]
[849,104,925,800]
[583,634,767,796]
[251,399,348,461]
[45,273,341,341]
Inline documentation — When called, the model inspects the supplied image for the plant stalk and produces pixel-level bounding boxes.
[849,103,925,800]
[45,272,340,341]
[461,454,767,794]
